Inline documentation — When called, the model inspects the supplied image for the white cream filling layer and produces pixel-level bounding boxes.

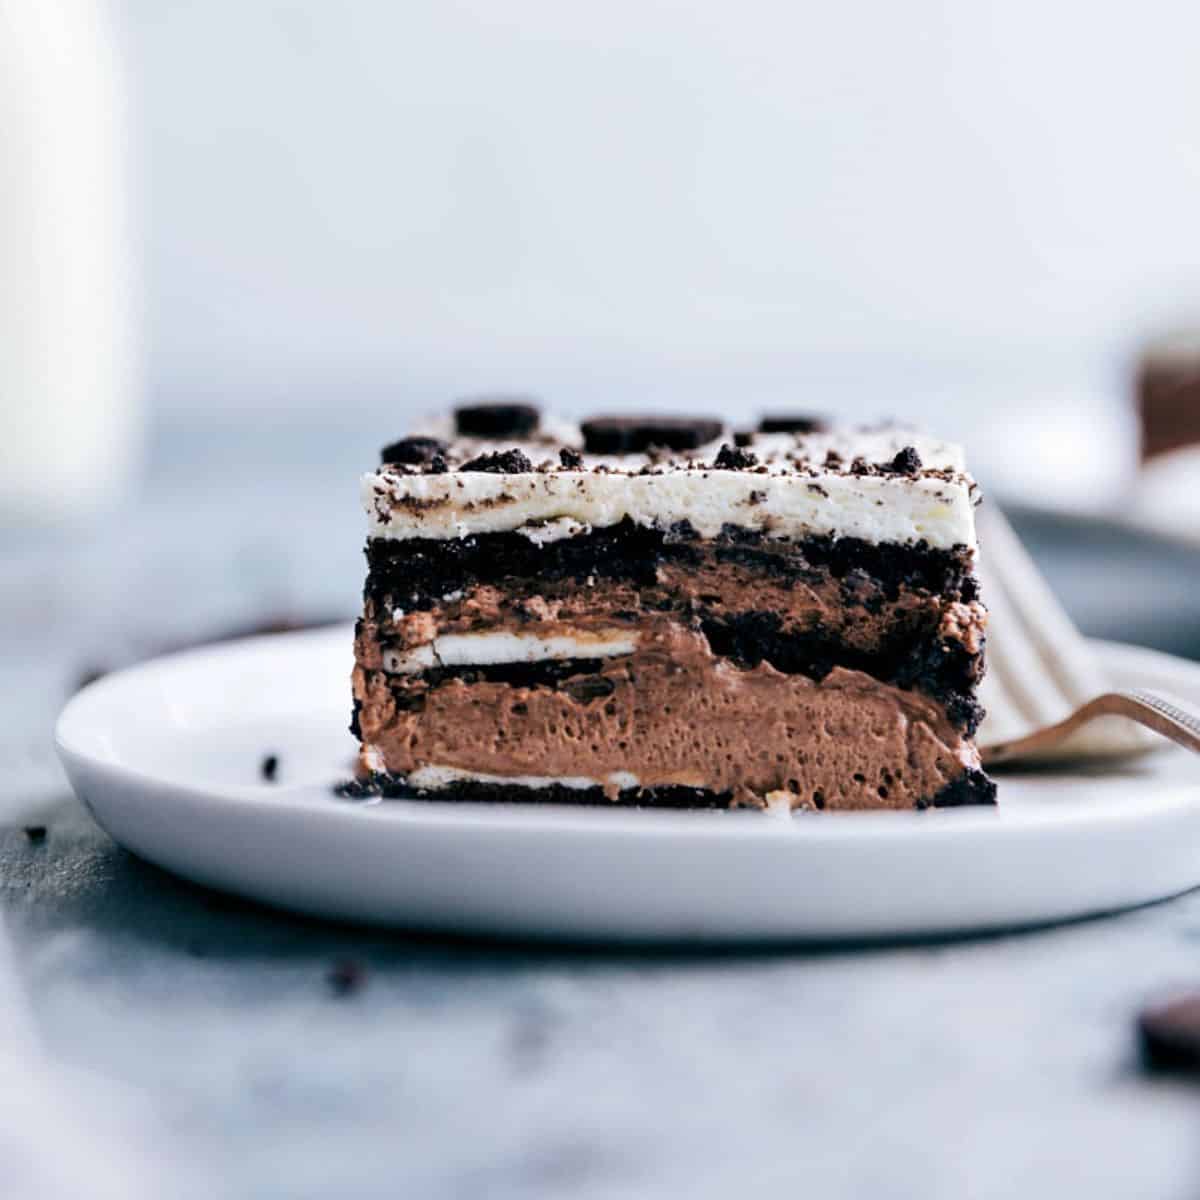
[515,516,592,545]
[364,431,976,551]
[383,629,640,675]
[406,764,641,792]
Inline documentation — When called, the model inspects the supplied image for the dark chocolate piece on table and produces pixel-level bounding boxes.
[327,958,368,997]
[1139,991,1200,1073]
[454,398,541,438]
[580,415,723,454]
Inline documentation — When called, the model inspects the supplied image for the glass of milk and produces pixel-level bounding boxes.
[0,0,139,525]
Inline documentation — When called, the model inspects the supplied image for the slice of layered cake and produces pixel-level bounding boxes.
[351,403,996,811]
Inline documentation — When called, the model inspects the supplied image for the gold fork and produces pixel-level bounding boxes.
[984,689,1200,766]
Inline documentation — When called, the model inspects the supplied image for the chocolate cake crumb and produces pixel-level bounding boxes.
[558,446,584,469]
[759,414,829,434]
[924,768,997,808]
[824,449,843,469]
[849,456,871,476]
[460,448,533,474]
[380,435,447,466]
[23,825,47,844]
[887,446,923,476]
[455,399,540,438]
[713,443,758,470]
[260,754,279,783]
[327,958,368,997]
[428,454,449,474]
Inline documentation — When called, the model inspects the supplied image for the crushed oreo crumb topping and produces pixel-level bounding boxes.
[460,448,534,474]
[887,446,923,476]
[713,443,759,470]
[558,446,584,469]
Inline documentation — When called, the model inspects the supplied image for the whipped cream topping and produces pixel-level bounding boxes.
[364,425,978,551]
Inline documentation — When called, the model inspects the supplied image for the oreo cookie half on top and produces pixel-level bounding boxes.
[380,435,447,466]
[758,414,829,435]
[454,398,541,438]
[580,414,723,454]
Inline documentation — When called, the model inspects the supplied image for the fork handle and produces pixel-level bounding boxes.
[983,690,1200,766]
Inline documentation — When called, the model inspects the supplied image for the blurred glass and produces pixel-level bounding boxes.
[0,0,139,525]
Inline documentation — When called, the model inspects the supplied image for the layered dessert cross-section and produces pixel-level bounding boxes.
[351,403,996,811]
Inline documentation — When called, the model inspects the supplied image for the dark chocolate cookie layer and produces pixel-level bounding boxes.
[364,519,977,612]
[336,775,735,808]
[335,771,996,809]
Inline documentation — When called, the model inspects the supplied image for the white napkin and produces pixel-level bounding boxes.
[976,506,1157,762]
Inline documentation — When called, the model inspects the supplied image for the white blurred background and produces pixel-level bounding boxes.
[9,0,1200,513]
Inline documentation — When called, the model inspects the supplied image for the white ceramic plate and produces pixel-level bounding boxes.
[55,626,1200,943]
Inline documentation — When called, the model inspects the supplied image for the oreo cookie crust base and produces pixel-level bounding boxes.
[352,406,996,811]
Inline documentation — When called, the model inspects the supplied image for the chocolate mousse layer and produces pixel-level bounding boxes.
[352,622,993,811]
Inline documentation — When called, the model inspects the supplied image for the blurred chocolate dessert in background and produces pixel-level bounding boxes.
[1138,327,1200,461]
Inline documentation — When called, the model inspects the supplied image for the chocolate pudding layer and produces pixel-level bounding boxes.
[352,620,992,811]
